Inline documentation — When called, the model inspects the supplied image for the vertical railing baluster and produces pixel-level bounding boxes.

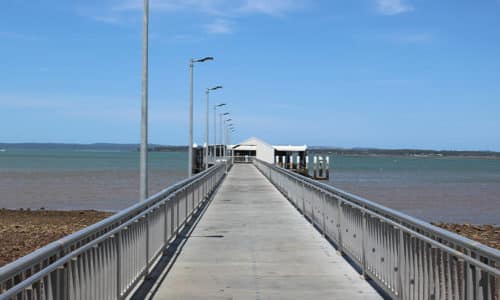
[338,199,343,254]
[398,228,404,299]
[116,231,122,300]
[362,211,367,280]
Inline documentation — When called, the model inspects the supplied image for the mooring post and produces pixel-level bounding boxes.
[313,156,317,178]
[319,156,323,178]
[326,156,330,180]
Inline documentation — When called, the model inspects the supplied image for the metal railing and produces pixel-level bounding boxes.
[0,163,227,300]
[254,159,500,300]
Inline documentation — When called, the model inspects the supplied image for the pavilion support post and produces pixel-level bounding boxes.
[306,156,309,176]
[313,156,317,178]
[326,156,330,180]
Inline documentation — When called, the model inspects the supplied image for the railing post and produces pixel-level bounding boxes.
[337,199,343,254]
[398,227,404,299]
[56,263,68,300]
[301,182,305,214]
[321,191,326,235]
[164,202,169,245]
[171,198,176,238]
[178,189,183,229]
[185,187,189,221]
[145,214,150,276]
[362,210,367,279]
[116,231,122,299]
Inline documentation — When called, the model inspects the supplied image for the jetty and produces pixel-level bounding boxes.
[1,157,499,299]
[196,137,331,180]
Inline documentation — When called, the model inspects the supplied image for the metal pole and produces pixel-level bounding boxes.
[188,59,194,177]
[205,89,209,170]
[224,121,228,160]
[139,0,149,201]
[227,129,229,158]
[219,113,223,161]
[213,106,217,161]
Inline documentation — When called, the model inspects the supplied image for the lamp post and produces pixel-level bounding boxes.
[220,112,229,161]
[205,86,222,170]
[214,103,226,161]
[139,0,149,201]
[188,56,213,177]
[224,118,232,160]
[226,121,233,160]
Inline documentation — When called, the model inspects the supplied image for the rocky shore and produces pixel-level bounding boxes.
[0,209,112,267]
[433,222,500,251]
[0,209,498,268]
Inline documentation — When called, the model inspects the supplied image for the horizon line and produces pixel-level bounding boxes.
[1,142,499,154]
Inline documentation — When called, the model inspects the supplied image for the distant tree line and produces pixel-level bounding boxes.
[309,147,500,158]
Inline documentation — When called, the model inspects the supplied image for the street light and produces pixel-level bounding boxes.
[224,118,233,160]
[229,125,235,157]
[194,56,214,63]
[188,56,214,177]
[205,86,222,170]
[214,103,226,160]
[139,0,149,201]
[220,112,229,161]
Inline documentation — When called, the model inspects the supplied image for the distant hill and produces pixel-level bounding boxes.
[1,143,498,158]
[309,147,500,159]
[0,143,187,152]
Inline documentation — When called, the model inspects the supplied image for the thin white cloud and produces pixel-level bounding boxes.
[113,0,226,14]
[83,0,303,25]
[375,0,414,15]
[0,94,185,123]
[239,0,304,16]
[114,0,302,16]
[0,31,42,41]
[204,18,233,34]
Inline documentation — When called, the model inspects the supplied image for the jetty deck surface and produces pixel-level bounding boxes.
[153,164,382,299]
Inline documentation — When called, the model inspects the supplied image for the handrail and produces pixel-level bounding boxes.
[0,163,227,299]
[254,159,500,299]
[256,159,500,259]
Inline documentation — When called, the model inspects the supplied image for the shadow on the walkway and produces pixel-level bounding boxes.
[130,185,217,300]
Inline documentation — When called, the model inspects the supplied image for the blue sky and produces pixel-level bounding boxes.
[1,0,499,150]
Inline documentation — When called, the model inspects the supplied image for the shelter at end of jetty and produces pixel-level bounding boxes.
[194,137,330,179]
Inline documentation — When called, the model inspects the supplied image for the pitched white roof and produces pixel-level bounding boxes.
[233,145,257,151]
[232,137,307,152]
[238,137,272,148]
[273,145,308,151]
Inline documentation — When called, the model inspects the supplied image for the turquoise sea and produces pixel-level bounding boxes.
[0,149,499,224]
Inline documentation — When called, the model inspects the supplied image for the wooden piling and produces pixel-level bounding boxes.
[326,156,330,180]
[313,156,317,178]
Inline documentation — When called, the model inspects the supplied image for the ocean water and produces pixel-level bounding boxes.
[0,150,499,224]
[0,150,187,211]
[324,156,500,224]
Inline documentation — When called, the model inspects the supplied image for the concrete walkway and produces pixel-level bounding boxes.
[153,164,382,300]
